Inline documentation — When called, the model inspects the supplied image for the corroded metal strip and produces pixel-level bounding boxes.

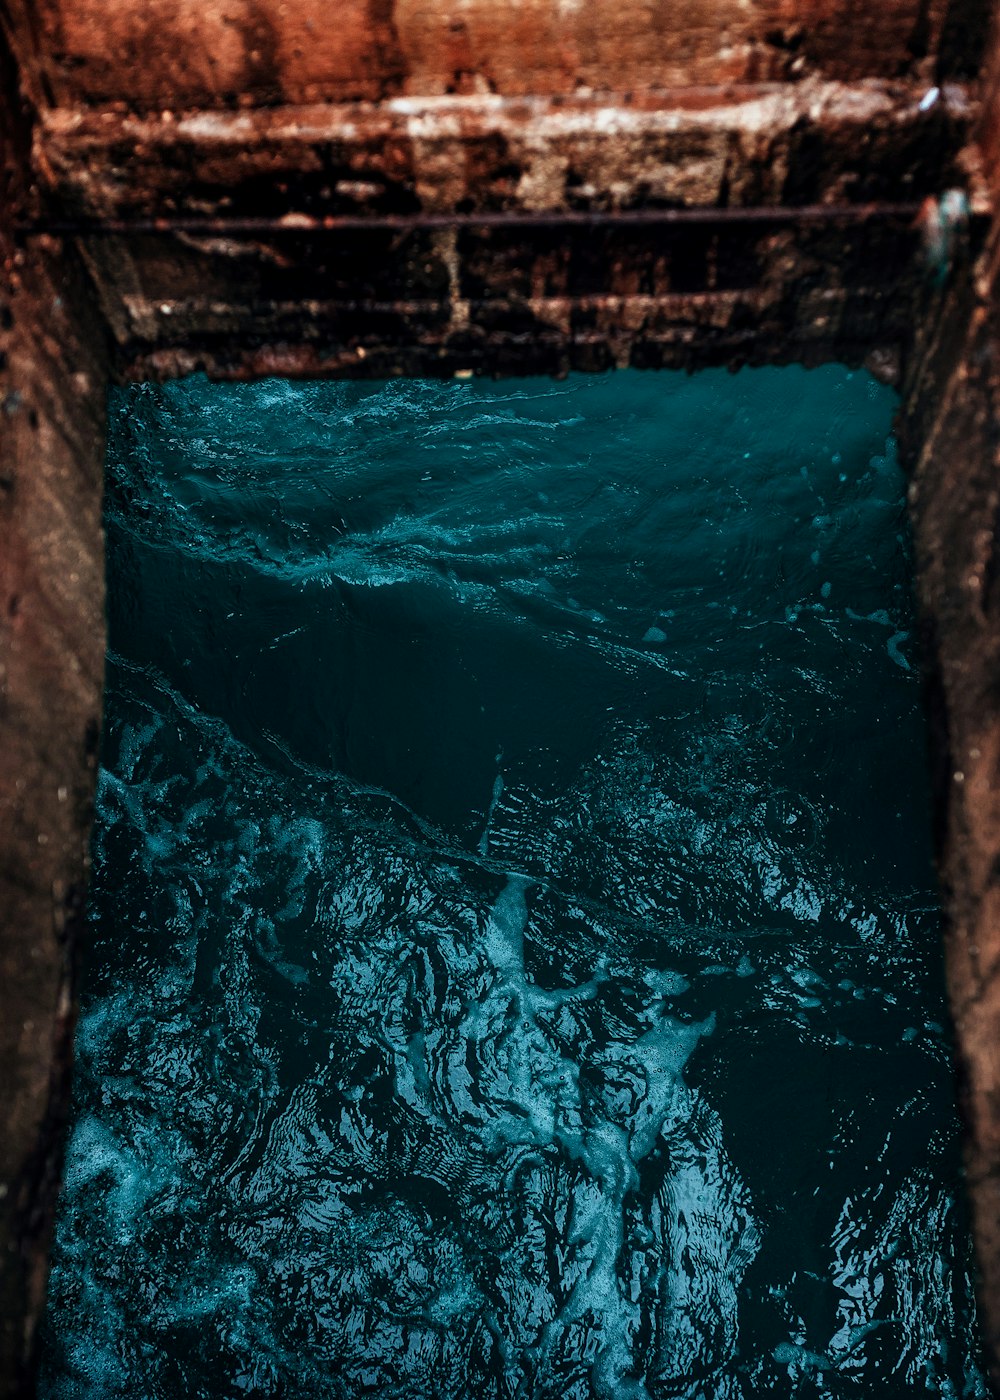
[21,202,929,236]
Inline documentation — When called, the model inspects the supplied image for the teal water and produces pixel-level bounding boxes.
[41,368,985,1398]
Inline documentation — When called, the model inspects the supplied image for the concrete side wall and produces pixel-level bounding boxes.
[0,29,107,1400]
[905,236,1000,1394]
[899,14,1000,1385]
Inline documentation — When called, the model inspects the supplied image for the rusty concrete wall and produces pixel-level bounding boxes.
[904,245,1000,1395]
[0,25,108,1400]
[18,0,984,385]
[12,0,982,387]
[897,13,1000,1387]
[34,81,976,384]
[3,0,991,109]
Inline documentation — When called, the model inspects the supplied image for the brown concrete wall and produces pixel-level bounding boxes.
[77,211,931,384]
[898,12,1000,1386]
[31,74,973,388]
[9,0,988,109]
[903,240,1000,1394]
[0,26,108,1400]
[32,79,974,384]
[39,83,975,222]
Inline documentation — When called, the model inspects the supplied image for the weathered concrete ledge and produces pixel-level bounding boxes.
[25,79,980,384]
[36,82,978,219]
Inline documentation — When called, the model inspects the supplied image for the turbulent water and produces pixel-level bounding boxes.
[41,368,985,1399]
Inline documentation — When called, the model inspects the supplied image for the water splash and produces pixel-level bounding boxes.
[41,368,985,1399]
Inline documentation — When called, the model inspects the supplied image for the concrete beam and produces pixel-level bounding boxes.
[36,83,975,220]
[64,211,937,383]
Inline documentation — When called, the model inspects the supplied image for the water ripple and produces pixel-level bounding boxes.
[41,368,985,1399]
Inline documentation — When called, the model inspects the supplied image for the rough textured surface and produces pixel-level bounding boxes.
[31,81,977,384]
[904,238,1000,1398]
[38,83,975,220]
[86,213,934,383]
[899,24,1000,1391]
[31,80,978,383]
[0,26,108,1400]
[7,0,988,109]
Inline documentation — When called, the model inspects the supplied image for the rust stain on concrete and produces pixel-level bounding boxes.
[19,0,971,107]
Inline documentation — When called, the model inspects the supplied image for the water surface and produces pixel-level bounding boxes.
[41,368,985,1398]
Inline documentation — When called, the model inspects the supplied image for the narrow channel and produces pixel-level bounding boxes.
[40,368,985,1398]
